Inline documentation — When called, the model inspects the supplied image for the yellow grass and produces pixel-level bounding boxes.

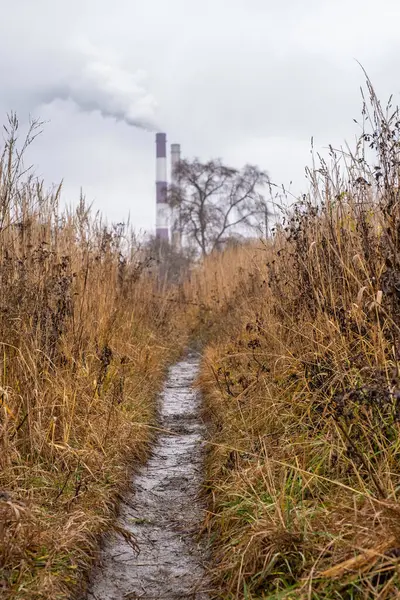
[5,81,400,600]
[185,84,400,598]
[0,116,188,599]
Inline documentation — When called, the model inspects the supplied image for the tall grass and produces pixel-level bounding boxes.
[0,115,188,600]
[188,82,400,598]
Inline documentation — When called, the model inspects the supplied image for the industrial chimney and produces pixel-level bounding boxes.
[170,143,181,250]
[171,143,181,183]
[155,132,169,241]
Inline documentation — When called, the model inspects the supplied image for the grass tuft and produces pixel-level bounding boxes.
[0,115,188,599]
[187,82,400,598]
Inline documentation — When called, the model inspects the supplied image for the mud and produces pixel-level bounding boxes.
[87,355,210,600]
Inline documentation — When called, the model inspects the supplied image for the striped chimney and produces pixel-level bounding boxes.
[171,143,181,185]
[155,132,169,241]
[170,143,181,249]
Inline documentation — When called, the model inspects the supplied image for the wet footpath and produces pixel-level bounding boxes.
[87,355,210,600]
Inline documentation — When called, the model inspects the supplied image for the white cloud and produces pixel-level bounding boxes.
[38,40,159,131]
[0,0,400,231]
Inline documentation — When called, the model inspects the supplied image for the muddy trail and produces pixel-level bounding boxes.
[87,355,210,600]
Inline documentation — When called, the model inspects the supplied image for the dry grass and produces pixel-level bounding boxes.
[0,115,188,599]
[187,82,400,598]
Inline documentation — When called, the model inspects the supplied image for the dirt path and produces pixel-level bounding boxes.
[87,355,210,600]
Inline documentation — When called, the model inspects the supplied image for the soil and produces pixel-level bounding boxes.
[87,355,210,600]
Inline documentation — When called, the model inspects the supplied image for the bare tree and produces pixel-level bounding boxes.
[168,158,270,256]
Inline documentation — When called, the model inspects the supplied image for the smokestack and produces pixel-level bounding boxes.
[171,143,181,249]
[155,132,169,241]
[171,143,181,184]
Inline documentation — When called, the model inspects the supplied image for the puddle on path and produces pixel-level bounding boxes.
[87,355,210,600]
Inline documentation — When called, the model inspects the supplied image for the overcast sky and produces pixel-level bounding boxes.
[1,0,399,232]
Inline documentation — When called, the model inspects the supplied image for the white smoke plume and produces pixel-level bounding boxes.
[40,41,159,131]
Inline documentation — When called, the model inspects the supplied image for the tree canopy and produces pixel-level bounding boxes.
[168,158,270,256]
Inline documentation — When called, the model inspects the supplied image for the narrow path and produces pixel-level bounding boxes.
[88,355,209,600]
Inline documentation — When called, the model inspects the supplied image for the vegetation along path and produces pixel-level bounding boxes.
[87,354,210,600]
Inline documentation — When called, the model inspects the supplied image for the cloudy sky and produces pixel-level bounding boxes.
[0,0,399,232]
